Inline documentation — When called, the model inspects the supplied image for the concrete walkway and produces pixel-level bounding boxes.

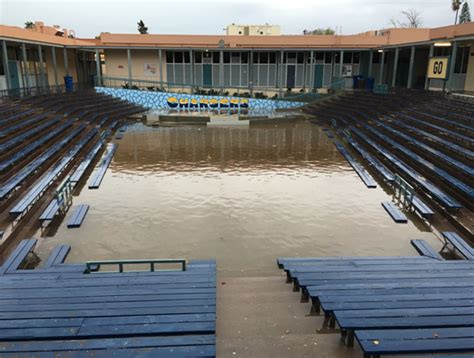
[217,274,362,357]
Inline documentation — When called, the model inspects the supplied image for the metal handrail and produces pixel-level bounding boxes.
[85,259,187,273]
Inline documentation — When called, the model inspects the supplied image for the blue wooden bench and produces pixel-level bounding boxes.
[88,143,117,189]
[115,132,124,140]
[0,239,37,274]
[355,327,474,358]
[334,142,377,188]
[39,199,60,227]
[410,239,442,260]
[441,232,474,260]
[43,245,71,268]
[70,140,104,184]
[381,202,408,223]
[411,196,435,219]
[67,204,90,228]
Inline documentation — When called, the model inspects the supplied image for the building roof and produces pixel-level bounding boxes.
[0,25,93,47]
[1,22,473,49]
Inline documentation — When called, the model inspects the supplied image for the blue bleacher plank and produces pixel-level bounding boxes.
[88,143,117,189]
[381,201,408,223]
[350,126,462,210]
[0,335,215,353]
[43,245,71,268]
[0,120,73,173]
[0,239,38,274]
[334,142,377,188]
[410,239,442,260]
[442,232,474,260]
[0,122,82,200]
[115,133,124,140]
[70,140,104,183]
[411,196,435,218]
[363,124,473,200]
[38,199,59,222]
[356,327,474,357]
[9,128,98,216]
[67,204,90,228]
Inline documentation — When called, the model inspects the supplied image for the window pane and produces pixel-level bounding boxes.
[213,52,220,63]
[260,52,268,63]
[269,52,276,63]
[224,52,230,63]
[241,52,248,63]
[325,52,332,63]
[174,52,183,63]
[315,52,324,61]
[166,51,173,63]
[195,52,202,63]
[353,52,360,64]
[343,52,352,64]
[184,52,190,63]
[297,52,304,64]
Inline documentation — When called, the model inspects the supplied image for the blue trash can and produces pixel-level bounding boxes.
[366,77,375,90]
[64,75,73,92]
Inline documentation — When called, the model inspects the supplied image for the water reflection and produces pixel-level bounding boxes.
[36,121,437,276]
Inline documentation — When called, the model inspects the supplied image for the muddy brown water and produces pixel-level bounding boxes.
[35,121,440,276]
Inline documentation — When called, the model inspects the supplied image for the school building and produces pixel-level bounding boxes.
[0,21,473,96]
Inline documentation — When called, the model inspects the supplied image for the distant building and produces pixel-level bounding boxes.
[226,24,280,36]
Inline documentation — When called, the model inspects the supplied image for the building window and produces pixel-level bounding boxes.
[454,45,470,74]
[224,52,231,63]
[343,52,352,64]
[195,52,202,63]
[324,52,332,64]
[212,52,220,63]
[166,51,173,63]
[372,52,381,64]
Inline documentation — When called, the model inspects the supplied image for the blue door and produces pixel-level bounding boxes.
[313,64,324,88]
[8,61,20,89]
[203,64,212,88]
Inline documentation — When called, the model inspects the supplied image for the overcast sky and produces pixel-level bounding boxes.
[1,0,472,38]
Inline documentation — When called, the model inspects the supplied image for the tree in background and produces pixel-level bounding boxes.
[452,0,463,24]
[304,28,336,35]
[459,2,472,23]
[24,21,34,29]
[137,20,148,34]
[389,9,423,28]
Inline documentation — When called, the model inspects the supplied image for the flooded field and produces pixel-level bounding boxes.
[36,121,439,276]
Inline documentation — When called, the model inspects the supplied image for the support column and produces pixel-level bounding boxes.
[38,45,45,88]
[63,47,69,76]
[127,48,132,84]
[368,51,373,78]
[158,49,163,89]
[448,42,458,91]
[309,50,314,91]
[51,47,59,88]
[391,48,399,87]
[219,50,224,95]
[2,40,11,90]
[189,50,194,92]
[95,49,101,86]
[249,50,254,96]
[424,44,434,90]
[279,50,284,97]
[21,43,31,89]
[379,51,385,84]
[407,46,416,89]
[338,50,344,79]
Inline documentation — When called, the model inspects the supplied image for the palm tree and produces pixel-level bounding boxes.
[452,0,463,24]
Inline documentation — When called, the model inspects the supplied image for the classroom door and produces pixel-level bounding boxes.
[286,65,296,89]
[203,64,212,88]
[313,64,324,88]
[8,61,20,89]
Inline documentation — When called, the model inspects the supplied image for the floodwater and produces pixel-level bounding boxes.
[36,121,440,276]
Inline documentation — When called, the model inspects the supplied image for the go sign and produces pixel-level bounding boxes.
[427,57,449,79]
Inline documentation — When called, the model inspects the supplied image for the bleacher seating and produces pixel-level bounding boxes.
[0,239,217,357]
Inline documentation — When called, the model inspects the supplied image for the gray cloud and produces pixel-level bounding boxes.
[1,0,471,38]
